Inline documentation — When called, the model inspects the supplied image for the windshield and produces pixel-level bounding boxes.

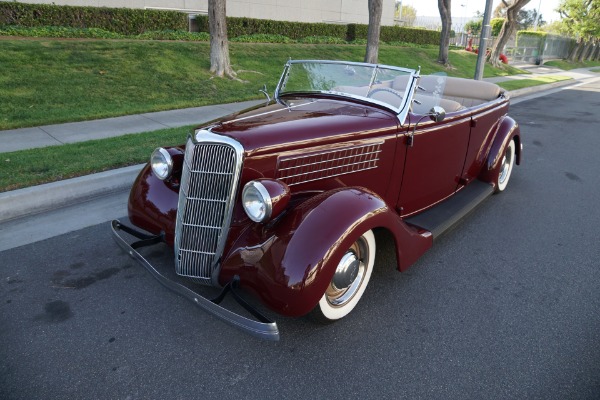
[275,60,418,124]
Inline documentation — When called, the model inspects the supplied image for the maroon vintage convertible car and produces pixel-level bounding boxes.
[112,60,521,340]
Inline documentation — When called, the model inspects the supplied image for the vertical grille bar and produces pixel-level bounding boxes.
[174,132,244,285]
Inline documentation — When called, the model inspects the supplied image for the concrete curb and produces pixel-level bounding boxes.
[0,164,143,223]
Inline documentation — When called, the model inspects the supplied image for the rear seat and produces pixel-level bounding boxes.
[391,74,503,112]
[333,74,504,114]
[412,95,464,114]
[442,77,503,107]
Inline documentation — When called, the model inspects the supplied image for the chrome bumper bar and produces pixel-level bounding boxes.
[111,220,280,341]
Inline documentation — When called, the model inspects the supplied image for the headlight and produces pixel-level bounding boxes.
[242,181,272,223]
[242,179,291,223]
[150,148,173,181]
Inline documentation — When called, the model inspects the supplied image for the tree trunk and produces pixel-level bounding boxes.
[568,38,583,62]
[588,40,597,61]
[209,0,236,78]
[488,0,531,67]
[578,39,594,62]
[364,0,383,64]
[592,40,600,61]
[437,0,451,65]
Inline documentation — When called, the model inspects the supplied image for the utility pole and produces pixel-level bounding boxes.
[533,0,542,30]
[396,0,403,24]
[474,0,493,80]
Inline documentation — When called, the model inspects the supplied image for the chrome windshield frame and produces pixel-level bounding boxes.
[275,59,420,126]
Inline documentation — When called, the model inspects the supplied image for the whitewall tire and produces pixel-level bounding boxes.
[313,230,376,321]
[496,139,516,193]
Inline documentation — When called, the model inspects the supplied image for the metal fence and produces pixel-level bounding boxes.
[406,16,575,64]
[504,34,574,64]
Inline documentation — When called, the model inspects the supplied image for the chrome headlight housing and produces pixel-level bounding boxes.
[242,181,272,223]
[150,148,173,181]
[242,179,291,224]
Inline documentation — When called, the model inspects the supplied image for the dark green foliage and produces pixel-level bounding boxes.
[516,30,547,50]
[136,30,210,41]
[465,19,482,35]
[490,18,505,37]
[0,1,188,34]
[0,25,126,39]
[231,34,296,43]
[298,36,347,44]
[0,25,210,41]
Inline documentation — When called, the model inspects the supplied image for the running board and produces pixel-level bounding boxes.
[405,180,494,240]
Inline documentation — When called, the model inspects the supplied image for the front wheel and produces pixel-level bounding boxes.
[312,230,376,322]
[495,139,516,193]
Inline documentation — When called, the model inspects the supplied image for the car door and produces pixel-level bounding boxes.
[397,112,471,216]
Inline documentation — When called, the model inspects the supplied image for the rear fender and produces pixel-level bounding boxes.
[479,115,521,185]
[220,187,432,317]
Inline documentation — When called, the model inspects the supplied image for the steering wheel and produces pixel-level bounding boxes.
[367,87,404,101]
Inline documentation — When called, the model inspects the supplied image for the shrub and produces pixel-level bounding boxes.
[298,36,347,44]
[0,25,125,39]
[490,18,505,37]
[349,38,367,45]
[231,34,295,43]
[136,30,210,41]
[0,2,187,34]
[196,15,439,45]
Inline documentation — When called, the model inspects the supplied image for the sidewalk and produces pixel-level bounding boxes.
[0,99,263,154]
[484,63,599,84]
[1,64,600,224]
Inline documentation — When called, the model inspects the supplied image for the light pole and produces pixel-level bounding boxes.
[532,0,542,30]
[474,0,493,80]
[397,0,403,25]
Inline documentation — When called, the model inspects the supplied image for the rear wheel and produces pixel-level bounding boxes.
[496,139,516,193]
[312,230,376,322]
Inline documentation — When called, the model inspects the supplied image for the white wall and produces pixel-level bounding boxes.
[9,0,396,26]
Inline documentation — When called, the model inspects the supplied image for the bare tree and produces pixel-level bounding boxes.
[438,0,452,65]
[209,0,236,78]
[365,0,383,63]
[488,0,531,67]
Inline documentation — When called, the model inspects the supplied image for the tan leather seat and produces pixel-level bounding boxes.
[443,77,502,107]
[412,95,464,115]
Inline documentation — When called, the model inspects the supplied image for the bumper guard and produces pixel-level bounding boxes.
[111,220,280,341]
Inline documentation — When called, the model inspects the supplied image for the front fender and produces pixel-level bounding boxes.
[128,163,179,246]
[220,187,432,317]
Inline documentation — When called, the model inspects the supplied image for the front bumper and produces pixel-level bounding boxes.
[111,220,280,341]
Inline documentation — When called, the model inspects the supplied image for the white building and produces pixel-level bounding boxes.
[13,0,397,26]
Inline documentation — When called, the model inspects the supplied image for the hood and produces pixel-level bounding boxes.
[207,98,398,155]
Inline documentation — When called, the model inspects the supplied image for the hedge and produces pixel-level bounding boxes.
[194,16,439,45]
[1,1,440,45]
[0,1,188,34]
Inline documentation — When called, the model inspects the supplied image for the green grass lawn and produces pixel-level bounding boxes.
[1,125,191,192]
[543,59,600,70]
[498,75,572,91]
[0,39,523,130]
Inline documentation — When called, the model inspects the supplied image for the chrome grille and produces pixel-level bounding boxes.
[174,133,243,285]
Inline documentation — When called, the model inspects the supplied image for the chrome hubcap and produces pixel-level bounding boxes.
[326,237,369,307]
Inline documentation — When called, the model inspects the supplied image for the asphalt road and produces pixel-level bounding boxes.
[2,81,600,400]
